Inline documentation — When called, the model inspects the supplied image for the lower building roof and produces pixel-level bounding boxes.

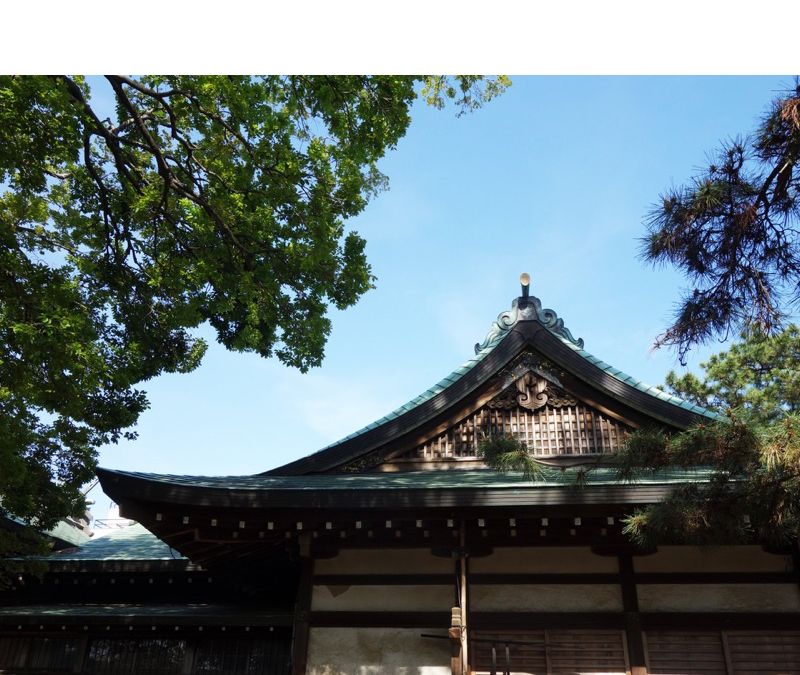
[0,604,292,626]
[98,467,716,511]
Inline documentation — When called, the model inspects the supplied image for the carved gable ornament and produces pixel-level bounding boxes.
[488,373,577,411]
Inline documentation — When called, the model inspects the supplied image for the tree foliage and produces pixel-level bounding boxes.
[618,414,800,549]
[617,326,800,548]
[478,433,547,481]
[642,80,800,362]
[664,324,800,423]
[0,75,510,556]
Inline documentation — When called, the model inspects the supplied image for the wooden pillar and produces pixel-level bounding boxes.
[292,534,315,675]
[450,520,470,675]
[618,553,647,675]
[450,606,464,675]
[72,635,89,674]
[459,520,469,675]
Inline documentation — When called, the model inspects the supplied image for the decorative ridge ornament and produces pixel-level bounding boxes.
[474,274,585,354]
[487,378,578,410]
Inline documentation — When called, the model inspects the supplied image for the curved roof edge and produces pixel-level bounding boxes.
[97,466,717,512]
[267,291,719,476]
[296,328,510,455]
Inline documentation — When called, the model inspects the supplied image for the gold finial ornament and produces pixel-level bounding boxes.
[520,272,530,297]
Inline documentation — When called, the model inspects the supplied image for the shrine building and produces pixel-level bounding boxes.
[2,276,799,674]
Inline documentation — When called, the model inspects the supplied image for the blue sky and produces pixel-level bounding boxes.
[88,76,792,519]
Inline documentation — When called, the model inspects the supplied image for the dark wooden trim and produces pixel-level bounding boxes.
[638,612,800,630]
[309,611,451,628]
[470,612,627,629]
[619,554,647,674]
[470,610,800,631]
[314,574,452,586]
[312,571,798,586]
[618,555,638,613]
[635,571,798,584]
[313,574,622,585]
[291,558,314,675]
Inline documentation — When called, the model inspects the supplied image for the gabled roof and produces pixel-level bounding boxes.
[267,286,718,476]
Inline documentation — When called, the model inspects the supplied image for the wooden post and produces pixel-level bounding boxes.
[459,520,469,675]
[618,553,647,675]
[72,635,89,674]
[450,606,463,675]
[292,533,315,675]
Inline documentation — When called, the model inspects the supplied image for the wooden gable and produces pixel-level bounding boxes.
[335,350,637,473]
[272,284,717,477]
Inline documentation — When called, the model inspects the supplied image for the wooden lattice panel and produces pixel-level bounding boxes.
[726,631,800,674]
[401,402,631,460]
[472,630,628,675]
[472,631,547,675]
[645,631,728,674]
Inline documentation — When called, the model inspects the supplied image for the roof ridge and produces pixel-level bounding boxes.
[475,293,584,353]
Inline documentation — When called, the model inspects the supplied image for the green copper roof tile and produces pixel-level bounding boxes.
[51,524,185,562]
[106,467,716,491]
[548,325,719,421]
[0,604,292,625]
[311,332,507,453]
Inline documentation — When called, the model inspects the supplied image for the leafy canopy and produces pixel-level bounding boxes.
[0,75,510,556]
[628,78,800,548]
[642,80,800,362]
[665,324,800,423]
[618,326,800,548]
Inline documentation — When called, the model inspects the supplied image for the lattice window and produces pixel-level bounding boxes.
[473,629,628,675]
[194,638,292,675]
[400,399,631,460]
[645,631,728,674]
[86,638,186,674]
[645,630,800,674]
[0,636,78,671]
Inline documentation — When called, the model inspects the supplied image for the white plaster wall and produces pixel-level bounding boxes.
[634,545,791,573]
[307,627,451,675]
[470,584,622,611]
[315,549,453,575]
[637,583,800,612]
[312,585,453,612]
[470,547,618,574]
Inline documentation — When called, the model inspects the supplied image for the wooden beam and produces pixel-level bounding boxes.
[618,553,647,675]
[308,611,451,628]
[292,556,314,675]
[450,607,463,675]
